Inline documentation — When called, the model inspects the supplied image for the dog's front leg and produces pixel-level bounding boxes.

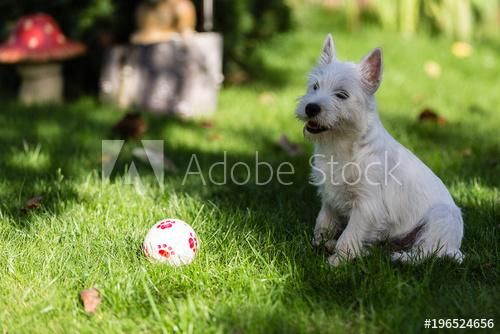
[328,206,376,266]
[312,204,341,251]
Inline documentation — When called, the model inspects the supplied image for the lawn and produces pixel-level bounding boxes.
[0,4,499,334]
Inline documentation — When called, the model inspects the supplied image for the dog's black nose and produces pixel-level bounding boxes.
[305,103,321,118]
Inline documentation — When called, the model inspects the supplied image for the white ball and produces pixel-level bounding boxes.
[143,218,199,266]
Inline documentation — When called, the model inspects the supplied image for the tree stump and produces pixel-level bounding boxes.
[100,33,223,117]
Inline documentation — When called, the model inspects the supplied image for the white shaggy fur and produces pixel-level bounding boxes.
[296,34,464,266]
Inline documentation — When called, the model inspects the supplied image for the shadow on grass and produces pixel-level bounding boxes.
[0,98,498,331]
[1,96,496,234]
[142,111,498,332]
[0,99,109,228]
[381,111,500,188]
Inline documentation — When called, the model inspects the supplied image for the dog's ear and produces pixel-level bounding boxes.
[319,33,335,65]
[359,48,383,94]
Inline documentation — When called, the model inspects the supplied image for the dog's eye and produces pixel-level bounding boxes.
[335,91,349,100]
[313,82,319,91]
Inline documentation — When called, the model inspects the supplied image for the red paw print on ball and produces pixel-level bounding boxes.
[188,232,198,253]
[157,244,175,258]
[156,220,176,229]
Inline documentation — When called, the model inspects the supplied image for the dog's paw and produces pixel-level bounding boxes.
[327,254,344,267]
[390,251,406,262]
[324,239,337,253]
[312,228,325,247]
[312,227,337,253]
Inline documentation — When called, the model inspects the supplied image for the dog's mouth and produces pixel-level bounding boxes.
[305,120,329,134]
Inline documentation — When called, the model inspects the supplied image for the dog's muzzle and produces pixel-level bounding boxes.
[305,120,329,134]
[304,103,329,134]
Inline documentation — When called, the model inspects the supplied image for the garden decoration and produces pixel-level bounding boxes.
[0,13,85,104]
[100,0,223,117]
[131,0,196,44]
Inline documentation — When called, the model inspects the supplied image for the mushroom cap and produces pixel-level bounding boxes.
[0,13,86,63]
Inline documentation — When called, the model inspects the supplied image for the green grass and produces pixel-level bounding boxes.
[0,5,499,334]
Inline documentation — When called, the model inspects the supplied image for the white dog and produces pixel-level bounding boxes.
[296,34,464,266]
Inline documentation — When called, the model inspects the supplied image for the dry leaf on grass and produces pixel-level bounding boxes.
[80,288,101,314]
[452,42,473,58]
[259,92,276,105]
[226,71,249,85]
[277,135,303,157]
[424,60,441,79]
[418,108,447,125]
[21,196,43,213]
[209,133,221,141]
[100,154,112,164]
[112,112,147,140]
[132,147,178,173]
[200,120,214,129]
[460,148,472,157]
[412,94,424,104]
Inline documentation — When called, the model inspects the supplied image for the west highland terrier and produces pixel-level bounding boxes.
[296,34,464,266]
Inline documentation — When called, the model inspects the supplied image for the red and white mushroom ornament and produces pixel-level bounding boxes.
[0,13,85,104]
[143,218,200,266]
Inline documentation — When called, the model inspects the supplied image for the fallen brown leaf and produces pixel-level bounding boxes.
[209,133,221,141]
[418,108,447,125]
[21,196,43,213]
[452,42,473,58]
[200,120,214,129]
[226,70,249,85]
[437,117,447,125]
[80,288,101,314]
[424,60,441,79]
[460,148,472,157]
[112,112,147,140]
[101,154,112,164]
[277,135,303,157]
[412,94,424,104]
[259,92,276,105]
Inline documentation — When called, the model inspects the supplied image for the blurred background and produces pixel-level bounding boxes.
[0,0,293,99]
[0,0,498,99]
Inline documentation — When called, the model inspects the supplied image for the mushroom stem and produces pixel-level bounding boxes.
[17,63,63,104]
